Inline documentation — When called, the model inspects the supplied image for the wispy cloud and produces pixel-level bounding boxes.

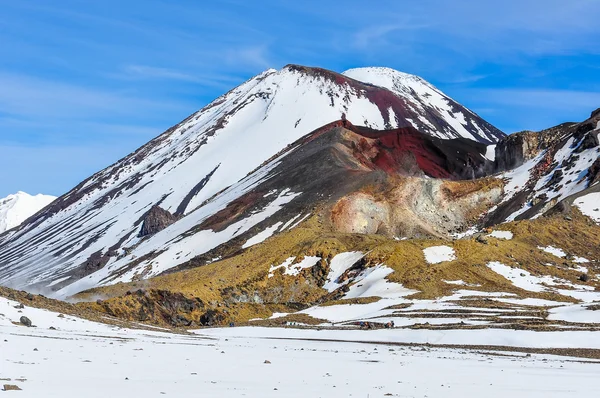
[223,45,273,69]
[454,87,600,133]
[468,88,600,111]
[0,72,189,121]
[441,74,489,85]
[123,65,200,82]
[353,25,403,48]
[352,21,432,49]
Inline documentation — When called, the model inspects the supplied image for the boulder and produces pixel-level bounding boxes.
[139,205,179,237]
[19,316,32,327]
[475,234,489,244]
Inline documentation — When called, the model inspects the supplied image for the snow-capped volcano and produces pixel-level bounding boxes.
[0,192,56,233]
[0,64,503,297]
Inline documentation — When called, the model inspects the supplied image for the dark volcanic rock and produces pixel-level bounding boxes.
[495,132,540,171]
[19,316,32,327]
[587,158,600,186]
[139,205,179,237]
[545,169,564,188]
[575,130,599,153]
[494,130,565,172]
[199,309,225,326]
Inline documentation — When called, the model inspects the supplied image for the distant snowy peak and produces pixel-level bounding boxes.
[342,66,503,143]
[0,192,56,233]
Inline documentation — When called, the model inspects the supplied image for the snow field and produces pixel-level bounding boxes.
[3,295,600,398]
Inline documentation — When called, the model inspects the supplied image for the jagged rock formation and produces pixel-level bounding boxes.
[485,109,600,225]
[494,125,571,172]
[139,205,180,237]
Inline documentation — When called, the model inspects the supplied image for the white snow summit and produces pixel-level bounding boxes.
[0,192,56,233]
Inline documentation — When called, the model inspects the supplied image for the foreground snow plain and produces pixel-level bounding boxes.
[2,296,600,397]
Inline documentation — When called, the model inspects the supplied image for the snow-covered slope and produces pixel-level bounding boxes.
[343,67,502,142]
[0,192,56,233]
[485,109,600,224]
[0,65,504,297]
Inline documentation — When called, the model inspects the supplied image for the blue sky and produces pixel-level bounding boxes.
[1,0,600,197]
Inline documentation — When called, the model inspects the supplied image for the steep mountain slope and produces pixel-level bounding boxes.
[0,192,56,233]
[0,65,504,297]
[485,108,600,224]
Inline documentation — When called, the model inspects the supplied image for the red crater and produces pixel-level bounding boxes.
[338,123,485,180]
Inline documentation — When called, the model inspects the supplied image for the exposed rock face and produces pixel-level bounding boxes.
[576,130,599,153]
[486,110,600,224]
[494,128,567,172]
[587,158,600,186]
[98,289,206,327]
[494,132,540,171]
[331,177,503,238]
[139,205,179,237]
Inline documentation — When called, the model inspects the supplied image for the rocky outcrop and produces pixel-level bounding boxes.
[98,289,206,327]
[587,158,600,186]
[494,131,542,171]
[139,205,179,237]
[576,130,599,153]
[331,177,503,238]
[494,128,567,172]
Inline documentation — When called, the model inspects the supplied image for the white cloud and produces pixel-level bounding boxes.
[224,45,272,69]
[466,88,600,111]
[0,72,190,120]
[123,65,200,81]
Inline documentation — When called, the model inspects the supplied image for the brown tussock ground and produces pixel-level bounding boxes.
[72,207,599,327]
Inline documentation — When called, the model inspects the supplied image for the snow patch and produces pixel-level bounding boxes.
[484,145,496,161]
[423,246,456,264]
[489,230,513,240]
[538,246,566,258]
[323,252,365,292]
[268,256,321,278]
[242,222,283,248]
[344,264,417,299]
[574,193,600,222]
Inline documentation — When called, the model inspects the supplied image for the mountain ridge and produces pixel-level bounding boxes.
[3,66,596,303]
